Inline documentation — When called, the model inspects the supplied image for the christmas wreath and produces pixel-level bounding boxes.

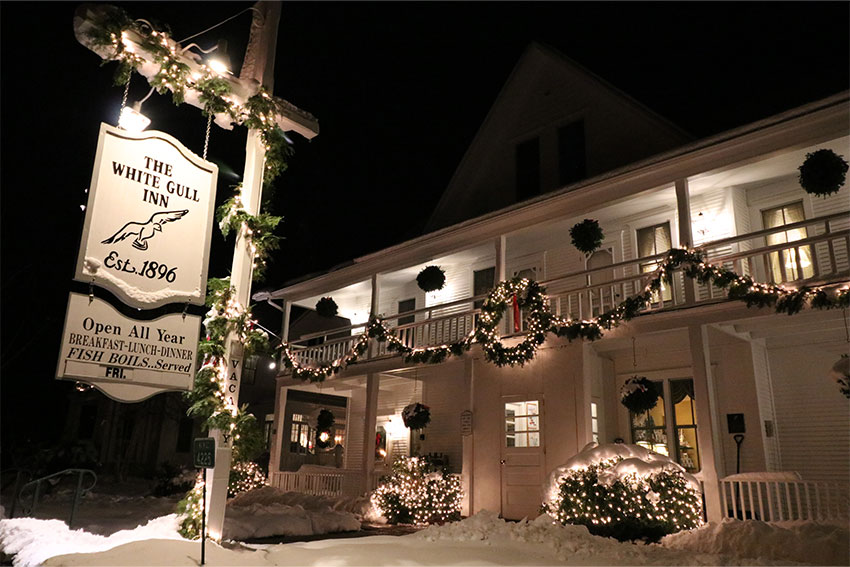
[417,266,446,293]
[619,376,659,413]
[570,219,605,256]
[402,402,431,430]
[798,149,849,197]
[316,409,335,448]
[316,297,339,318]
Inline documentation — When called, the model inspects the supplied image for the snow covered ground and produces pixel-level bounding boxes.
[2,508,847,566]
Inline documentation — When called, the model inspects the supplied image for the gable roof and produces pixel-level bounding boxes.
[425,42,692,232]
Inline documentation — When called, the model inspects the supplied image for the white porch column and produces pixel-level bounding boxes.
[268,386,288,481]
[280,299,291,344]
[675,179,697,305]
[495,235,507,282]
[362,373,380,492]
[688,324,725,522]
[369,274,381,358]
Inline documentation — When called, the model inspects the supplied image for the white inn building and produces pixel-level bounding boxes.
[255,44,850,522]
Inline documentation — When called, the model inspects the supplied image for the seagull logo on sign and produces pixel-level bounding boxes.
[101,210,188,251]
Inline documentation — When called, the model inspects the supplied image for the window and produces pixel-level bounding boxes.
[629,378,700,473]
[637,222,673,302]
[590,402,599,443]
[290,413,314,455]
[630,381,668,456]
[516,137,540,201]
[762,202,814,282]
[505,400,540,447]
[263,414,274,451]
[671,380,700,472]
[473,267,495,310]
[558,120,586,185]
[398,298,415,325]
[242,355,258,385]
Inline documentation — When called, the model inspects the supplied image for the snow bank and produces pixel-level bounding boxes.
[222,487,363,540]
[418,510,815,565]
[0,514,183,567]
[662,519,850,566]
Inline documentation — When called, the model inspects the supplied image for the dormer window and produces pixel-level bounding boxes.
[516,137,540,201]
[558,119,586,185]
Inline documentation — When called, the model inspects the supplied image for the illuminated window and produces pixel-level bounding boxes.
[629,382,668,456]
[762,202,814,282]
[637,222,673,302]
[629,378,700,472]
[290,413,313,455]
[505,400,540,447]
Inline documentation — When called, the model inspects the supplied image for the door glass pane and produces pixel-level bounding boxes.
[505,400,540,447]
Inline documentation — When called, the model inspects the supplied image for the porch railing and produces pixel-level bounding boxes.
[285,212,849,368]
[268,469,366,498]
[720,472,850,522]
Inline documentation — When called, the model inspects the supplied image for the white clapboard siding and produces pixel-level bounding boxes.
[421,371,466,474]
[768,345,850,483]
[693,187,737,301]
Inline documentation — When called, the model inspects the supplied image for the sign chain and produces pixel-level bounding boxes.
[203,113,212,161]
[119,76,131,124]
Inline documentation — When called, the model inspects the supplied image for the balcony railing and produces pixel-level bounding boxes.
[285,213,849,369]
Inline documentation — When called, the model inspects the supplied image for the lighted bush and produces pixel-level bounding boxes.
[372,456,462,525]
[543,443,702,542]
[228,461,267,497]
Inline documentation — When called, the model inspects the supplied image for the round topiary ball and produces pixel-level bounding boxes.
[799,149,849,197]
[570,219,605,256]
[417,266,446,293]
[315,296,339,318]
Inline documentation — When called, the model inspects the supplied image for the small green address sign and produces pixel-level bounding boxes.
[193,437,216,468]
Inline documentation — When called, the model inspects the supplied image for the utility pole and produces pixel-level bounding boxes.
[205,0,282,541]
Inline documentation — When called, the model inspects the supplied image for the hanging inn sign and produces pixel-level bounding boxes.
[57,123,218,402]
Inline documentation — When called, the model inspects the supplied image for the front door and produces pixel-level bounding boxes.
[500,397,544,519]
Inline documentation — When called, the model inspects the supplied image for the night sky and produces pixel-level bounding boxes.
[1,2,848,448]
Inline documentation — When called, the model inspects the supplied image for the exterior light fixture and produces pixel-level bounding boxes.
[118,102,151,132]
[207,40,231,75]
[268,361,277,370]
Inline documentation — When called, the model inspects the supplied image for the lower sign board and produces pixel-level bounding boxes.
[56,292,200,402]
[193,437,216,469]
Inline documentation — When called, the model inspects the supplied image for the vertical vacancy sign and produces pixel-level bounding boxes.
[57,123,218,402]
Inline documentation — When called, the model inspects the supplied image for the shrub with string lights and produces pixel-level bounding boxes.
[228,461,267,498]
[372,456,462,525]
[543,443,702,543]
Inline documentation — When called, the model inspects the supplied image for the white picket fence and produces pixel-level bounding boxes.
[720,472,849,522]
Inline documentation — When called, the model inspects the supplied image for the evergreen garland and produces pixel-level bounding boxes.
[84,6,296,281]
[276,248,850,381]
[217,190,283,282]
[798,149,849,197]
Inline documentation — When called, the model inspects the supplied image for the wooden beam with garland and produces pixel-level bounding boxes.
[277,248,849,382]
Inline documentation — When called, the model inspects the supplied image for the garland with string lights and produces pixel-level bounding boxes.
[177,277,270,538]
[84,6,294,282]
[277,248,850,382]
